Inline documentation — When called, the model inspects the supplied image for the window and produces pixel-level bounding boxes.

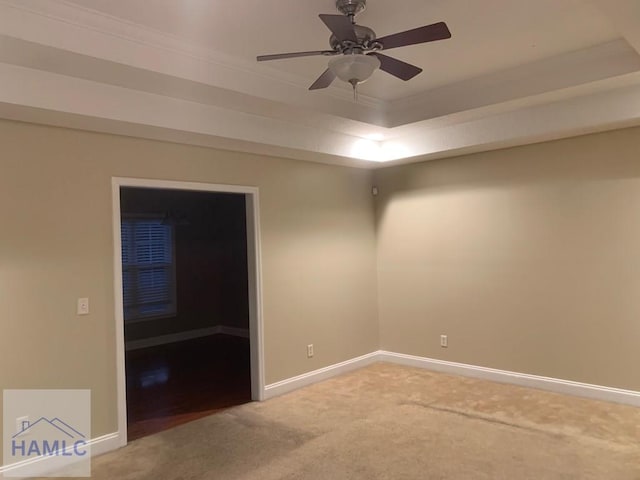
[121,216,176,322]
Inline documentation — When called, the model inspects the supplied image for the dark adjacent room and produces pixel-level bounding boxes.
[120,187,251,440]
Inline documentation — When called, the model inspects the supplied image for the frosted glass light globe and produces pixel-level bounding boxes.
[328,54,381,85]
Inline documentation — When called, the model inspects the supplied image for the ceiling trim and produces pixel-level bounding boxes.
[0,102,373,169]
[0,35,389,141]
[0,62,376,162]
[387,39,640,127]
[384,81,640,167]
[3,60,640,167]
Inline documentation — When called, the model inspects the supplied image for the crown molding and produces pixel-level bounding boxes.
[379,81,640,167]
[0,62,380,163]
[386,39,640,127]
[3,60,640,166]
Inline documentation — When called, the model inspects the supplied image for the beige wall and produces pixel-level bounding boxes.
[0,119,379,439]
[374,126,640,391]
[3,116,640,447]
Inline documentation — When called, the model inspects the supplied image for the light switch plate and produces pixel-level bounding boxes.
[77,298,89,315]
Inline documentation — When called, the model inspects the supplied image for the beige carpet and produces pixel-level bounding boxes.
[60,363,640,479]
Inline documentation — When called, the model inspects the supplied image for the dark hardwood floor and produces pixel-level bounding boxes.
[125,334,251,441]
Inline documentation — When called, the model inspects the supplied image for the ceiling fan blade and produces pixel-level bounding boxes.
[368,53,422,81]
[309,69,337,90]
[319,14,358,43]
[257,50,335,61]
[376,22,451,50]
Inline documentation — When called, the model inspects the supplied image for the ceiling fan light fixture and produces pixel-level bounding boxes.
[256,3,451,94]
[328,54,380,85]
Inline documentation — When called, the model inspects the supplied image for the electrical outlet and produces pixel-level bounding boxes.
[16,416,29,436]
[307,344,314,358]
[440,335,448,348]
[77,298,89,315]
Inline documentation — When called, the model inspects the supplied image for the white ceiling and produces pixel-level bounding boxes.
[1,0,640,166]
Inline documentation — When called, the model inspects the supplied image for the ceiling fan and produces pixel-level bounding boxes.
[257,0,452,97]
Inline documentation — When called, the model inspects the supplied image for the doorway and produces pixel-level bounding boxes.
[112,178,264,446]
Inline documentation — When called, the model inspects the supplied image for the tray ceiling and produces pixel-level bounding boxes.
[1,0,640,166]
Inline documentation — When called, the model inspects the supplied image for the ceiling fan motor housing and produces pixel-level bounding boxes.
[336,0,367,18]
[329,24,378,52]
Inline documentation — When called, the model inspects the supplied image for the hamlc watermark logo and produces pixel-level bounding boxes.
[3,390,91,477]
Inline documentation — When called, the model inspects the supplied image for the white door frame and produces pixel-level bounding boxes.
[111,177,265,447]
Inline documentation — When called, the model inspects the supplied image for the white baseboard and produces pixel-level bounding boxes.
[89,432,121,457]
[378,351,640,407]
[125,325,249,351]
[0,431,120,477]
[263,352,379,400]
[263,350,640,407]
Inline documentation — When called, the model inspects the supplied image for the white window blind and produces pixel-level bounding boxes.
[121,218,176,322]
